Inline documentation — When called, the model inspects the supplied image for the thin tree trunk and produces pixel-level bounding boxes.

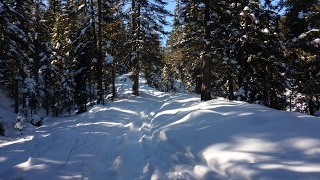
[89,0,95,105]
[131,0,139,96]
[228,73,234,100]
[33,38,40,115]
[14,79,19,114]
[112,65,116,101]
[45,76,49,116]
[97,0,103,104]
[201,0,211,101]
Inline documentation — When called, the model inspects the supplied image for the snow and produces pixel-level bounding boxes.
[261,28,270,34]
[78,4,85,11]
[1,74,320,179]
[311,38,320,47]
[55,42,61,49]
[298,33,307,39]
[204,39,210,45]
[0,3,3,13]
[106,41,111,48]
[298,11,305,19]
[0,90,16,137]
[243,6,250,11]
[299,29,320,40]
[250,13,259,24]
[105,53,114,64]
[207,21,214,26]
[80,27,88,37]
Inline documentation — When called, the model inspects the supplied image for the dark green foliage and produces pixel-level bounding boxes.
[128,0,170,96]
[165,0,319,114]
[281,0,320,115]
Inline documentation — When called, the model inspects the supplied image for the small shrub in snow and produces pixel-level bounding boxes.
[30,114,43,127]
[15,115,25,135]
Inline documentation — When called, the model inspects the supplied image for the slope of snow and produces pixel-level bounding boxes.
[1,74,320,180]
[0,90,17,137]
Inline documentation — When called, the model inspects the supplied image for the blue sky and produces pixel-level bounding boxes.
[165,0,176,31]
[162,0,176,44]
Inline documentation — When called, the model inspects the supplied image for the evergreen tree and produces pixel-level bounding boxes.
[282,0,320,115]
[50,0,78,116]
[163,0,186,92]
[103,2,129,100]
[128,0,170,96]
[177,0,235,98]
[0,0,35,116]
[232,0,286,109]
[72,0,96,112]
[28,0,50,117]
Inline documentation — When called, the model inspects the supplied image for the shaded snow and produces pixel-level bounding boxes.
[250,13,259,24]
[261,28,270,34]
[311,38,320,47]
[105,53,114,64]
[1,74,320,179]
[0,2,3,13]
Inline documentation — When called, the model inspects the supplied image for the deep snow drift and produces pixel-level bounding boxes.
[1,74,320,180]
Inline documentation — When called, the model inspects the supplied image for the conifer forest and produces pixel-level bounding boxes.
[0,0,320,120]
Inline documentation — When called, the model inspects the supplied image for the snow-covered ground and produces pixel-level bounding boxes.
[1,74,320,180]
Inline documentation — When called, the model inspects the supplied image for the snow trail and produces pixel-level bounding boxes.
[122,112,147,179]
[120,92,169,179]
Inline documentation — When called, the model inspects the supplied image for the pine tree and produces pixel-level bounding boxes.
[282,0,320,115]
[0,0,35,116]
[28,0,50,117]
[177,0,229,97]
[50,0,78,116]
[177,0,207,94]
[128,0,170,96]
[140,32,164,90]
[163,0,186,92]
[209,0,286,109]
[103,2,128,100]
[72,0,96,112]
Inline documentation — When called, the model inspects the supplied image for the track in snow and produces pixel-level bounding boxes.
[120,92,169,179]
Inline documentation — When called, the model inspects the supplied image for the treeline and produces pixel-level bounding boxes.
[163,0,320,116]
[0,0,319,121]
[0,0,169,120]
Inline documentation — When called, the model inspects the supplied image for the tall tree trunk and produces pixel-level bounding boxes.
[201,0,211,101]
[14,78,19,114]
[89,0,95,105]
[97,0,103,104]
[131,0,139,96]
[196,75,202,94]
[112,65,116,101]
[237,46,246,100]
[228,72,234,100]
[45,74,49,116]
[33,38,40,115]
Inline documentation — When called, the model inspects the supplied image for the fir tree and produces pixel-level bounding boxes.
[0,0,34,116]
[128,0,170,96]
[282,0,320,115]
[163,0,186,92]
[50,0,77,116]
